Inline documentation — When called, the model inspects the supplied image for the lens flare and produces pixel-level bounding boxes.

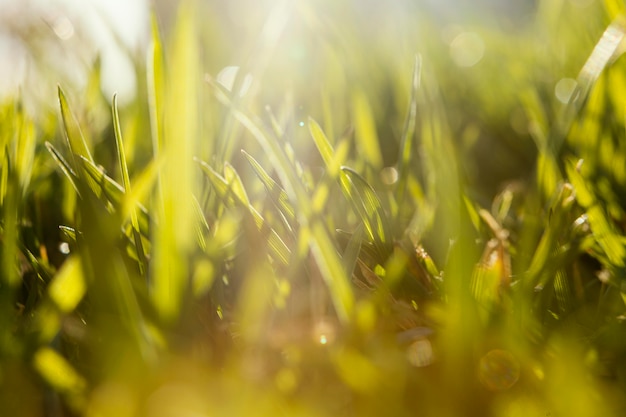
[478,349,520,391]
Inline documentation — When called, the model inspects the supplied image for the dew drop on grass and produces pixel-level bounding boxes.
[478,349,520,391]
[298,121,304,127]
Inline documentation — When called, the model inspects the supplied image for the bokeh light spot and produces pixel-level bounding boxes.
[478,349,520,390]
[380,166,398,185]
[406,339,434,367]
[59,242,70,255]
[555,77,577,104]
[275,368,298,393]
[450,32,485,68]
[312,318,337,346]
[51,15,75,40]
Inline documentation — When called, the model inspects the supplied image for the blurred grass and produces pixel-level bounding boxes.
[3,0,626,416]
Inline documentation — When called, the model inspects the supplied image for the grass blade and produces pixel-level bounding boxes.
[45,142,79,194]
[352,90,383,169]
[396,55,422,203]
[33,347,86,411]
[147,13,164,155]
[58,85,93,165]
[210,83,354,322]
[552,16,626,152]
[77,156,151,237]
[112,94,147,275]
[566,159,626,268]
[342,224,364,277]
[197,159,291,266]
[340,166,393,260]
[242,149,296,227]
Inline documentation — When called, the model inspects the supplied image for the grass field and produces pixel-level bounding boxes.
[2,0,626,415]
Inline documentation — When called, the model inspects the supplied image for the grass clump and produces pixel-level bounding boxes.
[2,0,626,416]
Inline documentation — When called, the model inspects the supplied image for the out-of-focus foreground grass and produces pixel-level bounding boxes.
[2,0,626,415]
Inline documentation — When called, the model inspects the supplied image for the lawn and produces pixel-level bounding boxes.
[2,0,626,416]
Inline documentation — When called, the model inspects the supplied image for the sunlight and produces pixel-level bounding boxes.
[0,0,149,110]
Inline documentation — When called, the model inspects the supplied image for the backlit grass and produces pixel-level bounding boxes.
[2,1,626,416]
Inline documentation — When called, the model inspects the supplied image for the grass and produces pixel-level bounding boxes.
[2,0,626,415]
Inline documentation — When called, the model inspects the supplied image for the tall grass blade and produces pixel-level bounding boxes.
[1,150,19,289]
[33,347,86,412]
[343,224,364,277]
[147,13,165,155]
[396,55,422,204]
[57,86,93,165]
[308,117,350,212]
[210,83,354,322]
[352,90,383,169]
[242,149,296,227]
[566,161,626,268]
[197,159,291,266]
[112,94,147,275]
[45,142,79,193]
[553,15,626,152]
[340,166,393,260]
[77,156,151,237]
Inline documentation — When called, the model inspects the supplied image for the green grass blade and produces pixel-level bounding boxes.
[112,94,147,275]
[197,159,291,266]
[308,117,351,212]
[191,194,210,252]
[552,16,626,152]
[47,256,85,314]
[57,85,93,165]
[45,142,79,194]
[1,150,19,289]
[59,225,77,244]
[525,183,577,286]
[352,90,383,169]
[196,159,236,206]
[210,84,354,321]
[150,0,200,324]
[396,55,422,203]
[340,166,393,260]
[15,108,35,194]
[33,347,86,411]
[147,13,164,155]
[343,224,364,277]
[77,156,151,237]
[309,117,347,179]
[566,159,626,267]
[242,149,296,227]
[223,161,251,207]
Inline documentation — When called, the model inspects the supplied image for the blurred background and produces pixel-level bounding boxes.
[0,0,601,200]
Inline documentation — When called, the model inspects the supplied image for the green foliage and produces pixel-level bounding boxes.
[3,1,626,416]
